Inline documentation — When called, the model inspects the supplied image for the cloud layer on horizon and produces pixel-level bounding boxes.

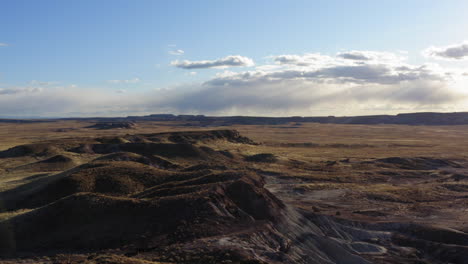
[159,51,461,115]
[1,48,467,117]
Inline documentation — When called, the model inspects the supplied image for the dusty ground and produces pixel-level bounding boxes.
[0,120,467,263]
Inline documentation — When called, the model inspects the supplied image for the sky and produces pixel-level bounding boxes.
[1,0,468,117]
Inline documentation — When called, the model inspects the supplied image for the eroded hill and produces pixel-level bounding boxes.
[0,129,467,264]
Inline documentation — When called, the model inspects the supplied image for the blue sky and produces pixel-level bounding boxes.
[1,0,468,117]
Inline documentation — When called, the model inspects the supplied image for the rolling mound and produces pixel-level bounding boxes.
[375,157,462,170]
[71,142,232,162]
[1,172,284,254]
[7,161,174,210]
[12,154,76,172]
[1,129,468,263]
[245,153,278,163]
[86,122,137,130]
[163,130,255,144]
[93,129,253,145]
[0,130,367,263]
[0,143,60,158]
[94,152,149,163]
[95,152,180,169]
[96,136,131,144]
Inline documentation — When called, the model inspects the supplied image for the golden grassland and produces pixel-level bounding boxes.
[2,121,468,157]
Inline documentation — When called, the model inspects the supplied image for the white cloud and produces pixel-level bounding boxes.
[163,51,461,115]
[337,52,370,61]
[169,49,185,55]
[424,41,468,60]
[337,51,406,62]
[1,50,467,117]
[108,78,140,84]
[0,43,8,47]
[274,53,333,66]
[29,80,58,86]
[172,55,255,69]
[214,54,442,86]
[274,51,405,67]
[0,87,43,95]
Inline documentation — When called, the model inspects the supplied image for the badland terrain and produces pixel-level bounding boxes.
[0,114,467,263]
